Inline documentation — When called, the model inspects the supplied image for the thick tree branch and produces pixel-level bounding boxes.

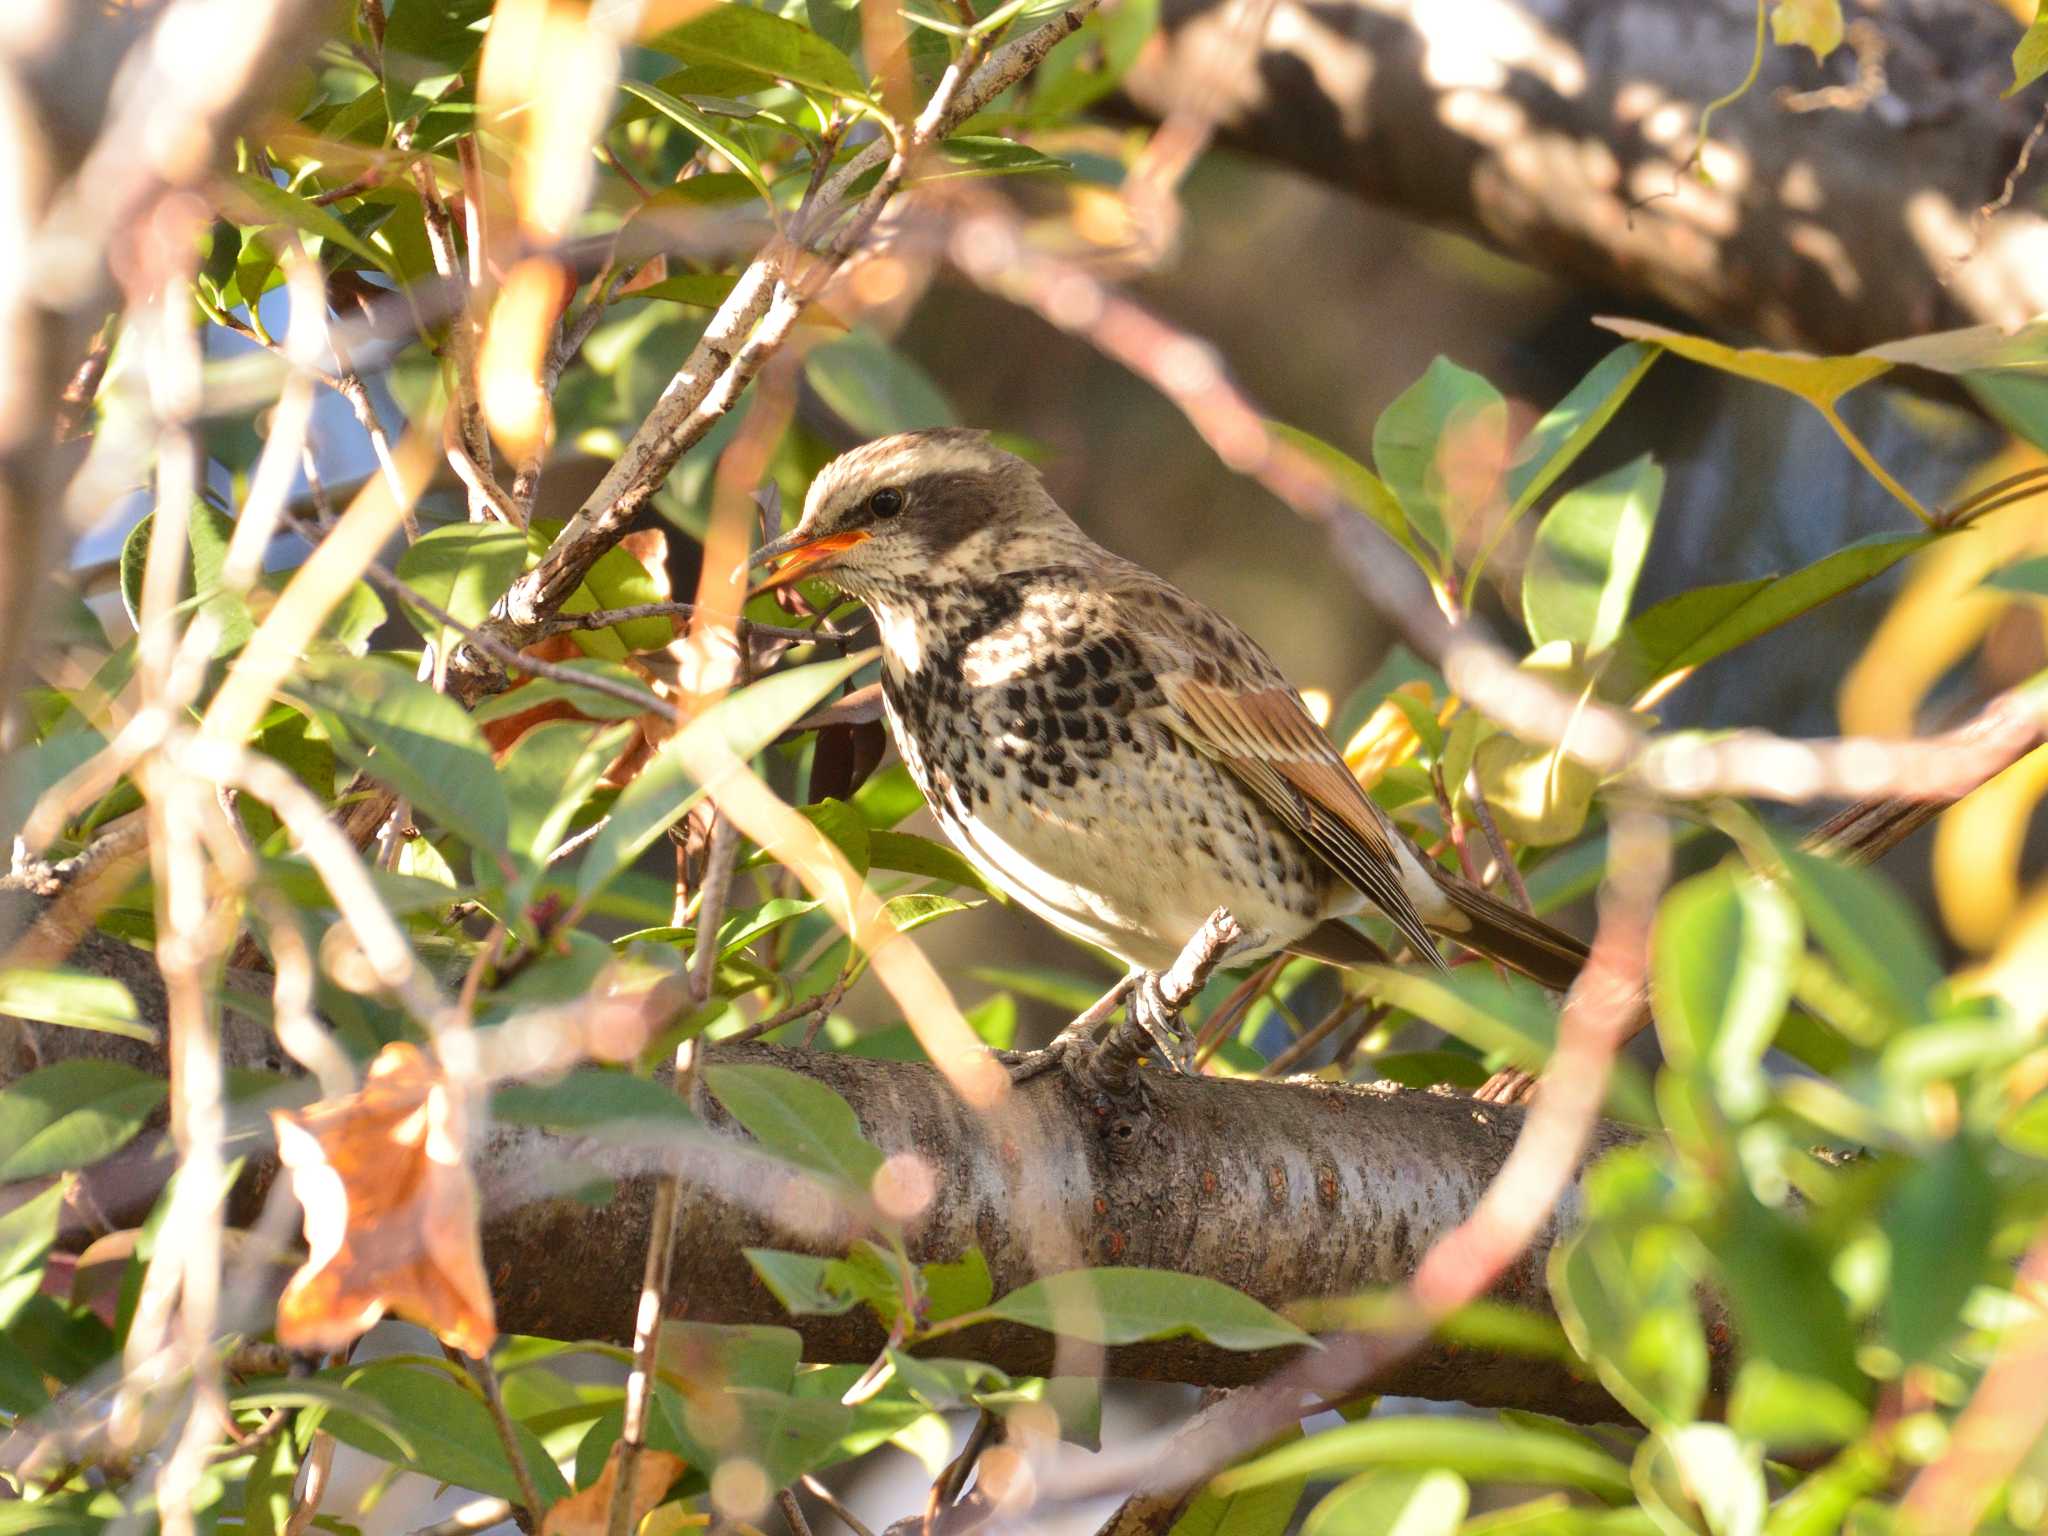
[1120,0,2047,352]
[2,889,1639,1424]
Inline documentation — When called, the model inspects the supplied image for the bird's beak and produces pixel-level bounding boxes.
[744,526,871,595]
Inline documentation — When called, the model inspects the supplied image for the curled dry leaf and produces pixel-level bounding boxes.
[540,1446,689,1536]
[271,1042,497,1357]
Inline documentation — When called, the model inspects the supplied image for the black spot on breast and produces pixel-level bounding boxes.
[1092,680,1121,708]
[1054,651,1087,688]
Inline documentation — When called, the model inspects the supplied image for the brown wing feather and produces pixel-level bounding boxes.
[1165,678,1448,969]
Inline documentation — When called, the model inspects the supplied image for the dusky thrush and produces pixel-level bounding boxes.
[750,429,1587,1066]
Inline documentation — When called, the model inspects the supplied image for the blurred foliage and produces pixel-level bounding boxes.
[5,0,2048,1534]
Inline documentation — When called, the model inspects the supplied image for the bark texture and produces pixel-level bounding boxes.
[1120,0,2047,353]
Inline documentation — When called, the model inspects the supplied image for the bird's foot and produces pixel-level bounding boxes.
[1124,969,1198,1076]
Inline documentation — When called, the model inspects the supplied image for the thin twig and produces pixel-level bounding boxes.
[779,1489,817,1536]
[1463,766,1532,911]
[606,1038,702,1536]
[537,601,852,647]
[800,1474,877,1536]
[1261,992,1370,1077]
[453,1348,545,1530]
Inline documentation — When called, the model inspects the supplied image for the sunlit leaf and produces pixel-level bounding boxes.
[1617,533,1933,695]
[1637,1424,1766,1536]
[1269,419,1432,571]
[1770,0,1843,61]
[1522,456,1662,657]
[1780,849,1940,1026]
[0,1060,166,1182]
[573,651,873,904]
[619,81,776,207]
[394,522,531,652]
[980,1268,1311,1351]
[704,1062,885,1190]
[1214,1415,1632,1503]
[1652,867,1802,1118]
[289,654,511,860]
[322,1359,569,1506]
[644,4,867,98]
[1356,966,1556,1072]
[1373,356,1509,559]
[1504,342,1661,516]
[0,968,152,1043]
[1596,319,1890,408]
[1302,1467,1466,1536]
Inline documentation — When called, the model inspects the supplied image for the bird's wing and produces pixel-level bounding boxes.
[1098,565,1448,967]
[1164,676,1447,967]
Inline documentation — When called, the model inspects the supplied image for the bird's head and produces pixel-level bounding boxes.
[748,428,1078,605]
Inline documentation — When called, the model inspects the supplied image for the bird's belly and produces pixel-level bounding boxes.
[895,708,1332,971]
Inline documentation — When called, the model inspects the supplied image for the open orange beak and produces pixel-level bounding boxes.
[745,527,871,596]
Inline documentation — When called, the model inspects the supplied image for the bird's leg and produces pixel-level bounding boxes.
[1010,911,1258,1095]
[1001,975,1139,1084]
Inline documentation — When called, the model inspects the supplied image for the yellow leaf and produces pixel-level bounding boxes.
[1770,0,1844,62]
[542,1447,689,1536]
[1342,681,1435,789]
[1596,318,1889,408]
[1935,744,2048,952]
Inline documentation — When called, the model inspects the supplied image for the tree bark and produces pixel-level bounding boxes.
[1120,0,2046,354]
[2,890,1641,1424]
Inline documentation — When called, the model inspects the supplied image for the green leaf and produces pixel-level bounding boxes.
[936,136,1070,179]
[802,796,872,874]
[497,718,632,868]
[656,1319,803,1392]
[230,1378,421,1460]
[1651,867,1802,1119]
[867,830,997,893]
[619,81,776,208]
[1268,420,1431,571]
[1505,343,1661,516]
[573,651,874,904]
[1781,849,1940,1026]
[922,1248,994,1323]
[1728,1359,1870,1453]
[1172,1431,1308,1536]
[1550,1223,1708,1429]
[118,503,253,660]
[0,968,153,1043]
[882,891,978,936]
[981,1268,1311,1351]
[1617,532,1932,692]
[1636,1424,1766,1536]
[1372,356,1508,559]
[704,1061,885,1190]
[1357,966,1556,1073]
[1214,1416,1633,1503]
[746,1249,858,1316]
[1882,1137,1995,1363]
[555,534,673,658]
[469,660,653,723]
[1302,1467,1467,1536]
[805,331,956,437]
[393,523,530,652]
[0,1181,64,1283]
[288,655,510,860]
[322,1361,570,1508]
[230,174,394,273]
[2012,4,2048,94]
[1985,553,2048,597]
[1522,456,1662,657]
[644,5,867,98]
[1714,1185,1865,1406]
[0,1060,167,1182]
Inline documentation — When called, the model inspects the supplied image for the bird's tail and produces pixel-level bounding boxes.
[1430,872,1589,992]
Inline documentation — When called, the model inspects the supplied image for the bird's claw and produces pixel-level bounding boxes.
[1126,970,1197,1075]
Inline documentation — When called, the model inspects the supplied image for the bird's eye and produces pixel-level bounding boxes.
[867,487,905,519]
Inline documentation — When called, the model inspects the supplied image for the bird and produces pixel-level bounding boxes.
[748,428,1587,1069]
